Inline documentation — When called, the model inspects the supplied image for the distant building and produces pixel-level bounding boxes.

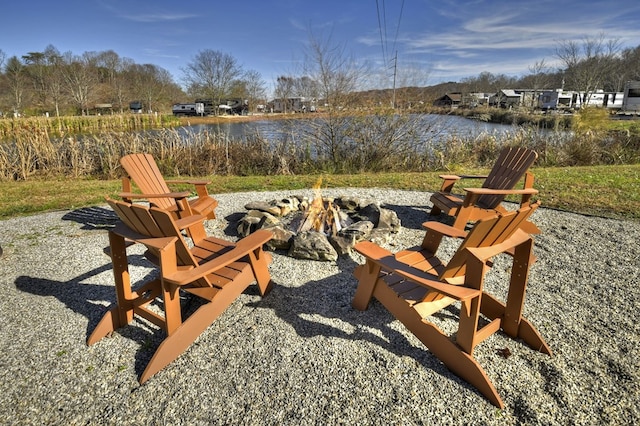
[489,90,522,108]
[270,97,316,113]
[432,93,462,108]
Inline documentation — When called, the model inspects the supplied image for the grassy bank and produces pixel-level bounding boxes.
[1,164,639,221]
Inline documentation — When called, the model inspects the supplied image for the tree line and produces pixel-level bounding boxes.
[2,33,639,117]
[0,45,270,117]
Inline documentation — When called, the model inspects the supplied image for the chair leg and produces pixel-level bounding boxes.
[480,293,552,355]
[371,278,504,409]
[87,307,123,345]
[248,249,273,296]
[139,273,253,383]
[352,262,381,311]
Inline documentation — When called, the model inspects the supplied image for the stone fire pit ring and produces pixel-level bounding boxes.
[236,194,401,261]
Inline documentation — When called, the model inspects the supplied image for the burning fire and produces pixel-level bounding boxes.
[297,178,342,236]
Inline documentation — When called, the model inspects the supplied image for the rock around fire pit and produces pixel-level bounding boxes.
[236,195,401,261]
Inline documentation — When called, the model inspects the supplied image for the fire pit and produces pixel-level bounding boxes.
[236,186,401,261]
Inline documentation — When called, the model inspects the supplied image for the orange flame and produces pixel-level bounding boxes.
[298,177,341,235]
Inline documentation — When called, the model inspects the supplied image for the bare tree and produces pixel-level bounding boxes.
[242,69,267,113]
[555,33,622,106]
[129,63,179,113]
[299,30,368,170]
[526,59,551,109]
[303,31,362,112]
[294,76,319,105]
[61,51,99,115]
[5,56,27,115]
[95,50,134,112]
[390,56,431,110]
[274,76,295,113]
[615,46,640,89]
[43,45,66,117]
[22,51,49,109]
[182,50,242,113]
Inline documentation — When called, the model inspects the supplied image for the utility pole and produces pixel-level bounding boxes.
[392,51,397,109]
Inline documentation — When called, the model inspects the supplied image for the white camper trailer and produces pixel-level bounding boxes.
[538,89,573,110]
[622,81,640,112]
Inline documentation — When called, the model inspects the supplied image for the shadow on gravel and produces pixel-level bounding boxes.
[14,254,166,380]
[62,206,119,231]
[245,255,475,395]
[381,203,433,230]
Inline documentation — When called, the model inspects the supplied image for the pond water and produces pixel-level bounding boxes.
[177,114,527,143]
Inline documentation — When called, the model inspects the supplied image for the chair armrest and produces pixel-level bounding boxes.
[463,188,539,195]
[437,174,488,193]
[165,179,211,186]
[389,262,482,301]
[164,180,211,198]
[422,221,468,239]
[163,229,273,286]
[437,175,461,192]
[174,214,207,231]
[438,174,462,180]
[355,241,481,302]
[458,175,488,179]
[119,191,191,200]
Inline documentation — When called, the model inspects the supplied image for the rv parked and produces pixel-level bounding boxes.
[604,92,624,110]
[622,81,640,112]
[538,89,574,110]
[129,101,143,114]
[172,103,197,116]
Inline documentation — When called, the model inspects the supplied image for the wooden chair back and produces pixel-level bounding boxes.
[106,197,199,271]
[441,201,539,281]
[478,147,538,208]
[120,153,176,212]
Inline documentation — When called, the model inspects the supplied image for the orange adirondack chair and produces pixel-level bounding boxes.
[88,198,273,383]
[430,147,539,231]
[352,201,550,408]
[120,153,218,220]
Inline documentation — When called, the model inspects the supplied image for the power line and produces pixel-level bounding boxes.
[376,0,405,82]
[391,0,405,55]
[375,0,388,69]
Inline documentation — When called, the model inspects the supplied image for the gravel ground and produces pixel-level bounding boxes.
[0,189,638,425]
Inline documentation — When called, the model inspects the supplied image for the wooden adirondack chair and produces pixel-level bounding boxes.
[352,202,551,408]
[120,153,218,220]
[88,198,273,383]
[430,146,539,231]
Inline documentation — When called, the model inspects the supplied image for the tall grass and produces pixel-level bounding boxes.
[1,111,639,181]
[0,114,180,140]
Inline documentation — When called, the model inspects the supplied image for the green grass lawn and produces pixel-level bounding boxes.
[1,164,639,220]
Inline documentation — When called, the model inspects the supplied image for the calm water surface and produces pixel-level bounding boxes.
[178,114,526,143]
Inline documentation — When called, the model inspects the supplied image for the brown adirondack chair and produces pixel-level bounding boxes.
[88,198,273,383]
[120,153,218,220]
[430,146,539,232]
[352,201,551,408]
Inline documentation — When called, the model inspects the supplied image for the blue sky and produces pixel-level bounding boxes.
[2,0,640,91]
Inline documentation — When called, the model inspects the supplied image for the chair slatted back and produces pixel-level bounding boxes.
[106,198,197,269]
[478,147,538,209]
[441,201,539,280]
[120,153,176,212]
